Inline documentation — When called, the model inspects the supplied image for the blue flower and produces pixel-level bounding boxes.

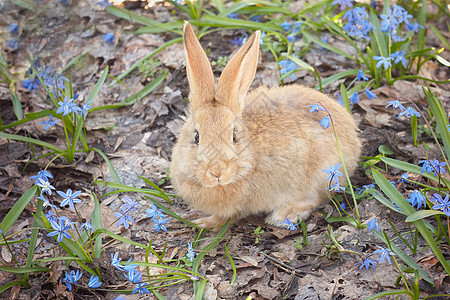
[431,194,450,217]
[259,31,265,45]
[79,221,93,233]
[447,124,450,132]
[30,169,53,184]
[45,210,58,223]
[114,208,136,229]
[249,15,262,22]
[357,183,375,195]
[407,190,427,209]
[22,78,40,91]
[385,100,406,111]
[121,196,139,213]
[306,102,326,113]
[278,59,298,80]
[37,178,55,195]
[367,218,380,233]
[356,258,378,270]
[229,35,246,46]
[337,93,343,106]
[323,163,343,184]
[407,22,424,33]
[398,106,420,118]
[281,218,299,231]
[390,180,397,189]
[227,13,239,19]
[390,50,407,67]
[88,275,102,288]
[398,173,409,183]
[125,269,143,284]
[419,160,434,175]
[153,217,169,232]
[7,39,19,51]
[56,96,82,116]
[340,203,346,211]
[62,270,82,291]
[350,92,360,104]
[123,258,138,272]
[328,183,346,193]
[145,204,166,220]
[96,0,112,8]
[7,23,19,35]
[133,282,150,294]
[38,114,60,131]
[287,21,302,42]
[57,189,82,211]
[47,219,72,243]
[111,252,124,270]
[373,246,396,264]
[186,242,196,262]
[429,159,447,176]
[357,70,368,81]
[373,56,392,70]
[81,100,92,118]
[318,34,328,52]
[319,115,331,130]
[39,195,57,210]
[332,0,353,10]
[59,216,77,230]
[102,32,115,44]
[280,22,292,31]
[342,7,372,40]
[365,89,377,100]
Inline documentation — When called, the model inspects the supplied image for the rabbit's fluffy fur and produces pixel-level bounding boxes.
[170,22,361,228]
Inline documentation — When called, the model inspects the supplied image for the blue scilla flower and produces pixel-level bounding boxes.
[343,7,372,40]
[390,50,407,67]
[287,21,302,42]
[125,269,143,284]
[407,190,427,209]
[350,92,360,104]
[111,252,124,270]
[37,178,55,195]
[373,246,396,264]
[62,270,82,291]
[79,221,93,233]
[81,100,93,118]
[357,70,368,81]
[306,102,326,113]
[45,210,58,223]
[229,35,246,46]
[357,183,375,195]
[328,182,345,193]
[431,194,450,217]
[133,282,150,294]
[385,100,406,111]
[319,115,331,130]
[356,258,378,270]
[186,242,196,262]
[280,22,292,31]
[7,39,19,51]
[114,207,136,229]
[7,23,19,35]
[145,204,166,220]
[88,275,102,288]
[365,89,377,100]
[227,13,239,19]
[278,59,298,80]
[367,218,380,233]
[57,189,82,211]
[56,96,82,116]
[323,163,343,184]
[102,32,114,44]
[281,218,299,231]
[407,22,424,33]
[259,31,265,45]
[332,0,353,11]
[373,56,392,70]
[398,173,409,183]
[153,217,169,232]
[47,219,72,243]
[398,106,420,118]
[38,114,60,131]
[121,196,139,213]
[30,169,53,184]
[249,15,262,22]
[22,78,41,91]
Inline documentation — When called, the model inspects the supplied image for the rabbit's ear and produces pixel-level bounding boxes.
[183,22,215,108]
[216,30,261,113]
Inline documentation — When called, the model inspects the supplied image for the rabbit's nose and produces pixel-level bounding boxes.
[209,169,221,179]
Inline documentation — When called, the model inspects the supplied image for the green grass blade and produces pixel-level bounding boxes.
[369,10,388,57]
[139,176,172,204]
[108,38,180,88]
[411,115,418,146]
[430,25,449,49]
[0,280,26,294]
[11,91,23,120]
[364,289,409,300]
[195,15,283,32]
[94,181,169,199]
[340,83,351,114]
[0,186,37,234]
[87,66,109,102]
[0,266,50,273]
[373,169,450,279]
[194,279,207,300]
[0,132,65,154]
[25,195,43,280]
[92,193,102,259]
[302,31,354,61]
[94,229,147,249]
[0,109,56,131]
[380,157,450,185]
[289,56,314,73]
[406,210,446,222]
[371,190,406,215]
[93,72,167,112]
[417,0,426,51]
[315,69,359,90]
[90,148,121,185]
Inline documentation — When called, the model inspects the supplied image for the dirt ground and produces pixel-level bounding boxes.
[1,1,450,299]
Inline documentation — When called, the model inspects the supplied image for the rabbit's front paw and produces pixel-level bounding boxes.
[193,215,231,229]
[265,206,313,227]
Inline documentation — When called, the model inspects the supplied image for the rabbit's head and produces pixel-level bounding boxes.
[177,22,261,188]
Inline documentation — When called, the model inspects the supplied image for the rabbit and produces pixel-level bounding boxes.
[170,22,361,229]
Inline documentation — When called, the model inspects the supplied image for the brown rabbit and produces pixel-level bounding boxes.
[170,22,361,228]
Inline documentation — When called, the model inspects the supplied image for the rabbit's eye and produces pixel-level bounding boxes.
[194,131,199,145]
[233,130,237,144]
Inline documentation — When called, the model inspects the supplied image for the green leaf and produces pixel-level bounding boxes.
[90,148,121,185]
[0,266,50,273]
[94,229,147,249]
[289,56,314,73]
[94,181,169,199]
[411,115,418,146]
[363,289,410,300]
[139,176,172,204]
[92,72,167,112]
[194,15,283,32]
[326,216,358,227]
[430,26,449,49]
[91,193,102,259]
[302,31,354,61]
[315,69,359,91]
[145,196,199,228]
[0,133,65,154]
[11,91,23,120]
[0,280,26,294]
[340,83,351,114]
[370,10,388,57]
[194,279,207,300]
[406,210,446,222]
[0,186,37,235]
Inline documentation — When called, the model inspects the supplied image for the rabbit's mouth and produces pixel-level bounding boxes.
[197,161,239,188]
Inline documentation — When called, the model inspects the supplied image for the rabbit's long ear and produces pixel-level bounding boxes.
[183,22,215,108]
[216,30,261,114]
